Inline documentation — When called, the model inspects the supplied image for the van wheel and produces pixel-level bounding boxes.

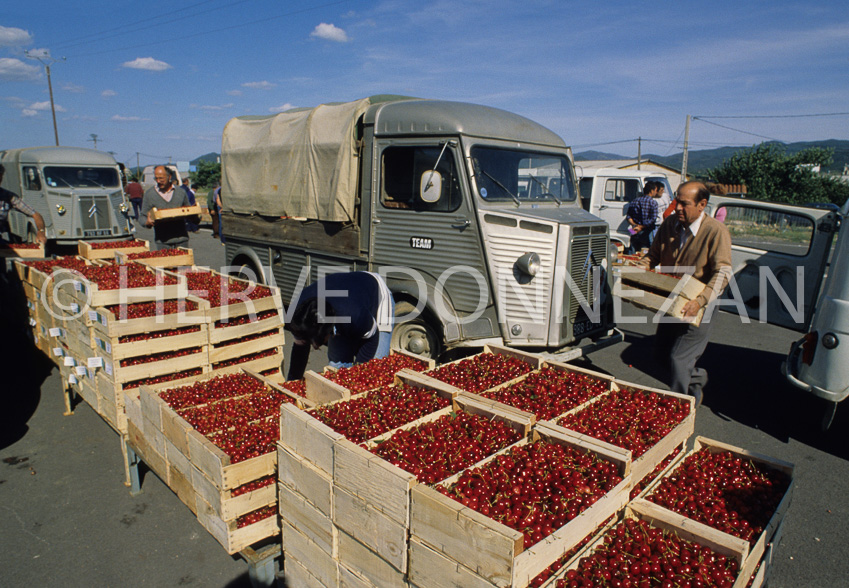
[230,263,261,284]
[26,228,39,244]
[392,301,442,360]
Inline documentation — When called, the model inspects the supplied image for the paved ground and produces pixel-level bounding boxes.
[2,226,848,587]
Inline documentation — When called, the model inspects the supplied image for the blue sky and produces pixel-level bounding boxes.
[2,0,848,169]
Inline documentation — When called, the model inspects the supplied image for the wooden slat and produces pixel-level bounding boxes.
[276,443,333,517]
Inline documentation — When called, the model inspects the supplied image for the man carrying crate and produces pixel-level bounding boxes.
[141,166,194,250]
[639,181,732,407]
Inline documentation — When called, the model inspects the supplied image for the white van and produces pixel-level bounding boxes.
[141,164,181,192]
[575,167,674,248]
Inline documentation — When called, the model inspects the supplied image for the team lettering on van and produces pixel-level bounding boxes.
[410,237,434,250]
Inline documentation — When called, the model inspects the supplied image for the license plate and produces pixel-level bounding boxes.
[84,229,112,237]
[573,318,601,338]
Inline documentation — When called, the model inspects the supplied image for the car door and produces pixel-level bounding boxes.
[709,196,837,330]
[596,176,642,243]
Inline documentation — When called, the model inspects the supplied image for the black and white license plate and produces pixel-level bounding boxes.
[573,317,601,338]
[83,229,113,237]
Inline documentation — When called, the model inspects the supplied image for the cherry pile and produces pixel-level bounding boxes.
[557,387,691,458]
[231,475,275,498]
[439,440,623,549]
[236,505,276,529]
[118,325,201,344]
[212,348,280,370]
[26,255,89,273]
[126,248,185,260]
[105,299,199,320]
[182,270,273,307]
[72,263,178,290]
[282,379,306,396]
[308,383,451,443]
[160,373,267,410]
[213,329,279,348]
[119,346,203,368]
[3,243,41,249]
[210,416,279,463]
[214,309,279,329]
[558,517,740,588]
[530,516,616,587]
[482,367,609,420]
[123,367,204,390]
[425,352,534,393]
[89,239,146,250]
[323,354,429,393]
[371,411,522,484]
[646,449,791,542]
[178,390,294,435]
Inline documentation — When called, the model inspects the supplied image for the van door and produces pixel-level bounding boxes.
[14,165,46,238]
[595,176,642,243]
[710,197,837,330]
[371,141,490,328]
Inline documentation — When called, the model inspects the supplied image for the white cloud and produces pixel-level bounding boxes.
[111,115,148,122]
[310,23,349,43]
[121,57,172,72]
[22,109,38,117]
[269,103,296,113]
[62,83,85,93]
[242,81,275,90]
[0,26,32,48]
[227,89,243,96]
[29,101,65,113]
[191,103,234,111]
[102,89,116,98]
[0,57,41,82]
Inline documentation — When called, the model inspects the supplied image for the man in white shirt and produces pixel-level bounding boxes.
[141,166,193,250]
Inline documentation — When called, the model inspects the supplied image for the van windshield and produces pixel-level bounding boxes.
[470,146,577,205]
[43,166,120,189]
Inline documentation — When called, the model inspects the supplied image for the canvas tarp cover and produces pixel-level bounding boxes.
[221,98,370,222]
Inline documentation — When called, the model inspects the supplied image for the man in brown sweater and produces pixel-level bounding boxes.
[639,181,733,406]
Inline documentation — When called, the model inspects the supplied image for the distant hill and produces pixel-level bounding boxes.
[191,152,220,166]
[575,140,849,175]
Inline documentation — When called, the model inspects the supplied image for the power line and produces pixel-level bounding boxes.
[692,118,781,142]
[694,112,849,120]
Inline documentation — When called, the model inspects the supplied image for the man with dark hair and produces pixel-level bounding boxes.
[626,180,659,253]
[141,165,193,250]
[286,271,395,381]
[125,175,144,221]
[639,180,733,406]
[0,163,47,245]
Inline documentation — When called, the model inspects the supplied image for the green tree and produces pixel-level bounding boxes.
[191,160,221,190]
[709,143,849,206]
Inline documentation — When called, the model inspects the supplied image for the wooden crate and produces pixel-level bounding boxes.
[277,443,333,518]
[78,239,149,260]
[421,344,544,395]
[638,436,794,584]
[195,495,280,555]
[92,324,208,366]
[208,328,285,365]
[278,481,337,558]
[280,369,459,476]
[542,380,695,489]
[337,529,409,588]
[96,344,209,387]
[281,520,340,588]
[409,422,632,588]
[613,265,707,326]
[0,243,46,258]
[115,246,194,268]
[545,498,751,588]
[89,295,208,338]
[333,391,534,573]
[192,465,277,521]
[150,204,202,221]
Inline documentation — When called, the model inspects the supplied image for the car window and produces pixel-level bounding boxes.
[720,205,814,256]
[604,179,640,202]
[381,145,462,212]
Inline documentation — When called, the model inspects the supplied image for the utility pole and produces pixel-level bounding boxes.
[89,134,99,149]
[25,49,63,146]
[637,137,642,170]
[136,152,141,179]
[681,115,691,182]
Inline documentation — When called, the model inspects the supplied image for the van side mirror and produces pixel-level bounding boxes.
[420,171,442,203]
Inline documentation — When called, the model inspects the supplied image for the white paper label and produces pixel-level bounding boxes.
[29,317,37,327]
[49,327,62,337]
[75,366,87,376]
[74,281,82,292]
[52,347,64,357]
[68,374,78,385]
[70,303,80,313]
[87,357,103,368]
[105,362,113,376]
[63,356,75,367]
[88,311,98,321]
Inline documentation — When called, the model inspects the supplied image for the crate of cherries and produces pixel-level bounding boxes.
[423,344,542,394]
[78,239,148,260]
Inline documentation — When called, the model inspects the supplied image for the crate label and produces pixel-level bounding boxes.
[88,311,98,322]
[68,374,78,385]
[52,347,64,357]
[29,317,37,327]
[49,327,62,337]
[75,366,87,376]
[86,368,96,380]
[95,338,111,353]
[105,362,113,376]
[70,302,80,313]
[87,357,103,368]
[63,356,76,367]
[74,280,82,292]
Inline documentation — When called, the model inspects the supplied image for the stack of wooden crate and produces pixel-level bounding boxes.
[613,263,708,326]
[77,239,149,260]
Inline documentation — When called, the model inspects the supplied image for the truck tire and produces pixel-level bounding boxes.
[392,301,442,360]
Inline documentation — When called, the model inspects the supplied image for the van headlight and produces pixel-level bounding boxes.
[515,252,540,277]
[56,204,66,215]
